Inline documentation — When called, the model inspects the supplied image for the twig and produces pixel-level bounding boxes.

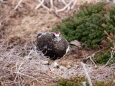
[61,0,67,5]
[14,72,39,82]
[39,0,50,10]
[0,82,5,86]
[106,0,110,2]
[36,0,50,11]
[113,0,115,3]
[81,62,93,86]
[35,0,44,9]
[14,0,23,10]
[56,0,74,13]
[61,0,70,10]
[15,61,24,73]
[0,0,3,1]
[58,0,61,2]
[71,0,77,9]
[105,49,114,66]
[87,56,97,67]
[85,50,101,67]
[50,0,53,9]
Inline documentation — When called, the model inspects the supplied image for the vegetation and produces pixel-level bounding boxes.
[0,1,114,86]
[53,2,115,65]
[93,49,115,64]
[53,76,88,86]
[93,31,115,64]
[53,76,115,86]
[53,2,115,49]
[94,80,115,86]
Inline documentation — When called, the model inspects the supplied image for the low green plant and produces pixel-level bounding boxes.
[93,49,115,64]
[53,77,115,86]
[53,2,115,49]
[94,81,106,86]
[93,31,115,65]
[94,79,115,86]
[54,76,88,86]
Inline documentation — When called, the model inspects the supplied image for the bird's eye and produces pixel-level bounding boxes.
[52,34,56,39]
[37,33,42,38]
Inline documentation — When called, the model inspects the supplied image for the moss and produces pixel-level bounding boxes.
[53,2,115,49]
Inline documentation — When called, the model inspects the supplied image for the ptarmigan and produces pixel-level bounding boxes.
[36,32,69,60]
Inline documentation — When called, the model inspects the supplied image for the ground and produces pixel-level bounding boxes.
[0,0,114,86]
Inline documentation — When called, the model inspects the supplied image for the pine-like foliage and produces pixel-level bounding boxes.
[53,2,115,49]
[93,49,115,64]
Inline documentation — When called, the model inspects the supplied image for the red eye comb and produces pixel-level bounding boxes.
[55,32,60,34]
[51,32,55,35]
[51,32,60,34]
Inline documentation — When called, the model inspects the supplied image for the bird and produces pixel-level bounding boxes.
[36,32,69,60]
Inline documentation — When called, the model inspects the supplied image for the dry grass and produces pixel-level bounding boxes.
[0,0,115,86]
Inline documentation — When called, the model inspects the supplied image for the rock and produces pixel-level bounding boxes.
[66,65,72,69]
[60,66,67,70]
[42,61,49,65]
[70,40,81,48]
[51,62,59,68]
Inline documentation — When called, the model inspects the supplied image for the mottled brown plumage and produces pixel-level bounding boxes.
[36,32,69,60]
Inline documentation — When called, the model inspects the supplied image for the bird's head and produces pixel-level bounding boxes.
[52,32,61,41]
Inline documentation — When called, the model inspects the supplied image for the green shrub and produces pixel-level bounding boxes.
[54,76,88,86]
[53,77,115,86]
[93,49,115,64]
[93,31,115,65]
[94,79,115,86]
[53,2,115,49]
[94,81,106,86]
